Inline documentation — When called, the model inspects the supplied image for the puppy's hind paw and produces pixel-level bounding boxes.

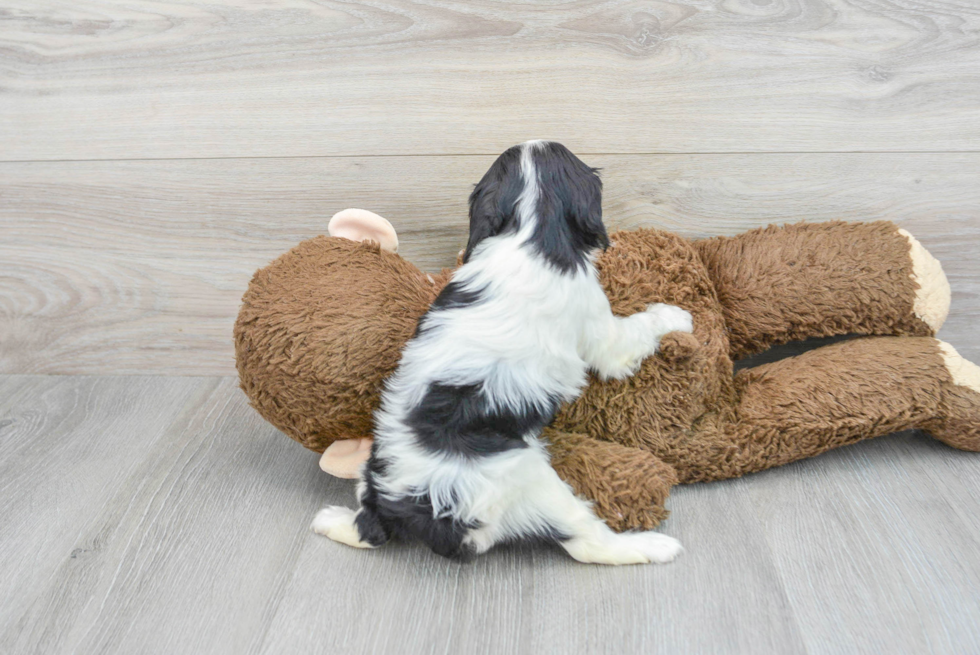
[623,531,684,564]
[312,506,375,549]
[564,532,683,565]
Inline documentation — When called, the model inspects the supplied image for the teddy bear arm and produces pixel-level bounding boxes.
[544,428,678,532]
[694,221,949,360]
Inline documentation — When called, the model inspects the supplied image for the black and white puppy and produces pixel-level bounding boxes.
[313,141,692,565]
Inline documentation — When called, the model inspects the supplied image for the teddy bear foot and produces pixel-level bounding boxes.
[899,228,951,333]
[920,342,980,452]
[319,438,373,478]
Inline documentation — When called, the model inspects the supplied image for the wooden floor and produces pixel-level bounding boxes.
[2,1,980,653]
[2,374,980,654]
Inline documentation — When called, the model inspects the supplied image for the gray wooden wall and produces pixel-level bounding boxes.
[2,1,978,375]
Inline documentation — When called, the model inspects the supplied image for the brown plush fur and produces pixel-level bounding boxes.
[696,221,934,359]
[235,238,449,452]
[235,221,980,531]
[545,428,677,529]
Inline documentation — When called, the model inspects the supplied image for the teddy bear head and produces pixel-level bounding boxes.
[235,210,453,451]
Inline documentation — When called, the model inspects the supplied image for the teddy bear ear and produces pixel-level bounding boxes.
[328,208,399,253]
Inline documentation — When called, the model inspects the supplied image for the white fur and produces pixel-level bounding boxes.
[315,141,691,564]
[311,506,374,548]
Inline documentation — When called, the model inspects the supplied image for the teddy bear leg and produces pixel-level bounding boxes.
[685,336,978,482]
[919,342,980,451]
[694,221,950,359]
[544,428,679,532]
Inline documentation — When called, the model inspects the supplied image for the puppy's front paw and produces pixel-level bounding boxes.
[646,303,693,336]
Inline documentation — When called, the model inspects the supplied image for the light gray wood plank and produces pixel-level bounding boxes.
[0,376,329,655]
[258,479,807,655]
[3,375,980,653]
[744,432,980,655]
[0,375,218,649]
[2,1,979,160]
[2,153,978,375]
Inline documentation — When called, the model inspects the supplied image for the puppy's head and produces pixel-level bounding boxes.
[465,141,608,272]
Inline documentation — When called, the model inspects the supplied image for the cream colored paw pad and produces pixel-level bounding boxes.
[899,229,950,331]
[938,341,980,394]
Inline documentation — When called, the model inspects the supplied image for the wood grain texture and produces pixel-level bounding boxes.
[3,375,979,654]
[745,431,980,655]
[0,375,218,652]
[2,0,980,160]
[0,376,331,655]
[2,153,978,375]
[258,480,808,655]
[3,0,978,651]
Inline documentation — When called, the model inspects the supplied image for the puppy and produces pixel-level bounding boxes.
[313,141,692,564]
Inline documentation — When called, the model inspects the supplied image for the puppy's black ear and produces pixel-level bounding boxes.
[464,146,523,263]
[565,162,608,252]
[464,180,505,264]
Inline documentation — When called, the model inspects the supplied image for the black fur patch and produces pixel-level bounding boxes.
[357,459,477,559]
[352,451,393,548]
[378,493,476,560]
[353,504,391,548]
[407,383,559,457]
[413,281,486,339]
[430,281,486,311]
[463,145,525,263]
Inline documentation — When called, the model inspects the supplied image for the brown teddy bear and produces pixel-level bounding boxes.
[235,208,980,531]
